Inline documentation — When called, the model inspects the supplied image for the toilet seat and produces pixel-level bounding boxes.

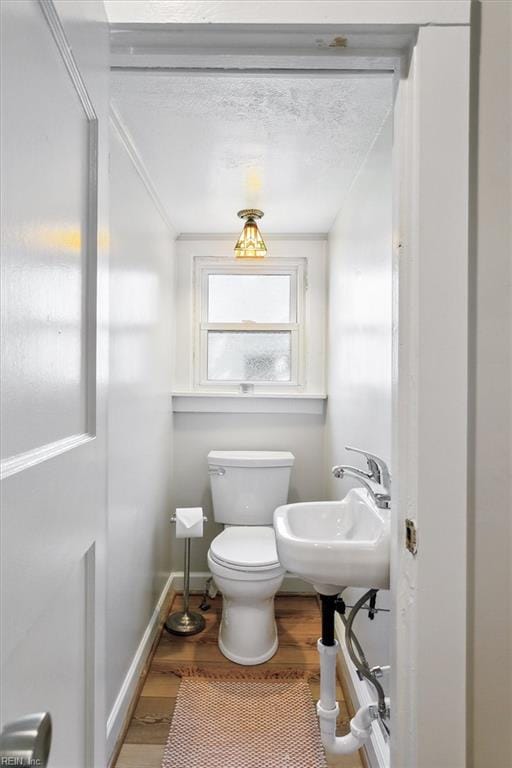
[207,552,284,583]
[208,527,284,582]
[209,526,280,572]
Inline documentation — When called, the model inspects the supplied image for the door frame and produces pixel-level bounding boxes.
[391,24,470,768]
[110,3,471,765]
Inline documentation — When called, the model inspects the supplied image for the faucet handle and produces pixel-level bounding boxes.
[345,446,391,490]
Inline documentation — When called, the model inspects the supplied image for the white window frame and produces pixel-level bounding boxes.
[193,256,307,392]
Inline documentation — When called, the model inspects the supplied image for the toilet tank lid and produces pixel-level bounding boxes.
[208,450,295,468]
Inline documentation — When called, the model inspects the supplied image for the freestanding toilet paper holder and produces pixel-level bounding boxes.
[165,514,208,636]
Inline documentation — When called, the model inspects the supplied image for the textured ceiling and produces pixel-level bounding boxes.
[111,72,392,232]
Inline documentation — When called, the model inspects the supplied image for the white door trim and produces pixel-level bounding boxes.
[391,25,470,768]
[105,1,471,26]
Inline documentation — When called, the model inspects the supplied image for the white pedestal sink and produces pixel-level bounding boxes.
[274,488,390,595]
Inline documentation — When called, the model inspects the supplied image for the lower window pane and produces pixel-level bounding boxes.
[207,331,291,382]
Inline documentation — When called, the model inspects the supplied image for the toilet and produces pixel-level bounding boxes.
[207,450,295,665]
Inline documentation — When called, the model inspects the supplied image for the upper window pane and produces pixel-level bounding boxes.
[207,274,291,323]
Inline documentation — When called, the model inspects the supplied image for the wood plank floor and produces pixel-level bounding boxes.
[114,594,364,768]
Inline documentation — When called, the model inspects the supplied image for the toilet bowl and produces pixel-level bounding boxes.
[207,526,285,665]
[207,450,295,665]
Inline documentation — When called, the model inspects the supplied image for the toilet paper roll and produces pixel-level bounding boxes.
[175,507,204,539]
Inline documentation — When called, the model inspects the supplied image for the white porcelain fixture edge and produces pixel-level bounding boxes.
[274,488,390,595]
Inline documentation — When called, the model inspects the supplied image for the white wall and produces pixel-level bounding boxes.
[172,411,327,570]
[326,114,393,680]
[107,118,175,732]
[172,236,327,570]
[468,2,512,766]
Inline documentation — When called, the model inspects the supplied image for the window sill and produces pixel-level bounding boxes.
[171,392,327,415]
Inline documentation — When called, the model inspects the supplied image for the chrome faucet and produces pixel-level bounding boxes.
[332,446,391,510]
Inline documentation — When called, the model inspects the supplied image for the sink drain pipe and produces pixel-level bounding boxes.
[317,593,383,755]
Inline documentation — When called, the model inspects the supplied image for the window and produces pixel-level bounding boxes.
[194,258,306,391]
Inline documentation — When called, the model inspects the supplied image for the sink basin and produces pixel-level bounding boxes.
[274,488,390,595]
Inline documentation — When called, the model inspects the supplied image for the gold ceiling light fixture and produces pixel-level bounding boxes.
[234,209,267,259]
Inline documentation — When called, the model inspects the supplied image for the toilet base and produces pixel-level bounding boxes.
[217,595,281,666]
[219,632,279,666]
[207,550,284,666]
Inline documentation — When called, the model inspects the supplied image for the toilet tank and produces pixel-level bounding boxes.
[208,450,295,525]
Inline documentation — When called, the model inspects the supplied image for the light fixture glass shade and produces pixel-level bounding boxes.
[234,209,267,259]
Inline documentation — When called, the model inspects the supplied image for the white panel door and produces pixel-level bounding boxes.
[0,1,109,766]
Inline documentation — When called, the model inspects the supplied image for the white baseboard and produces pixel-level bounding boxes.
[169,570,210,593]
[281,574,316,594]
[171,570,316,594]
[335,613,390,768]
[106,571,175,761]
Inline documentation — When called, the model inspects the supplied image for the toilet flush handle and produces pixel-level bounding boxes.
[208,467,226,476]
